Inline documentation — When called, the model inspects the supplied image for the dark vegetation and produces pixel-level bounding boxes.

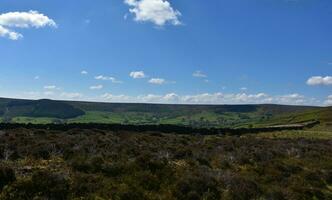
[68,101,314,114]
[0,98,84,120]
[0,98,330,199]
[0,127,331,199]
[0,120,320,136]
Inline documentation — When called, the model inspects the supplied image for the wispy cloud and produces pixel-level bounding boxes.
[60,92,83,99]
[90,85,103,90]
[81,70,88,75]
[95,75,122,83]
[43,85,60,90]
[43,91,55,96]
[148,78,165,85]
[124,0,181,26]
[193,70,207,78]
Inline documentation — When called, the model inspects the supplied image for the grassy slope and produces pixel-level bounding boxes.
[256,107,332,129]
[67,102,321,127]
[254,130,332,139]
[11,117,58,124]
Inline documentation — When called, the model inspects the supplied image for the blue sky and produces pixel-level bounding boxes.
[0,0,331,105]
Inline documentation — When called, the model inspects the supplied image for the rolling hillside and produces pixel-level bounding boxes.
[0,98,85,122]
[0,97,330,128]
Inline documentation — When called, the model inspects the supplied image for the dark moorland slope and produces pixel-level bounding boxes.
[0,128,331,199]
[0,98,85,120]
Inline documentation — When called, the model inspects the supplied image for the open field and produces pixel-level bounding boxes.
[0,127,332,199]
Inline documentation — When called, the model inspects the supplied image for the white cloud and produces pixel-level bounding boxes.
[23,91,40,98]
[324,95,332,106]
[0,25,22,40]
[124,0,181,26]
[148,78,165,85]
[60,92,83,99]
[307,76,332,86]
[272,93,314,105]
[101,93,133,102]
[90,85,103,90]
[95,75,122,83]
[0,10,56,28]
[81,70,88,75]
[163,93,179,101]
[240,87,248,91]
[0,10,56,40]
[43,91,55,96]
[22,90,83,100]
[130,71,146,79]
[193,70,207,78]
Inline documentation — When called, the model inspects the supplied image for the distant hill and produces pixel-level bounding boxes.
[66,101,317,118]
[0,97,330,129]
[0,98,85,121]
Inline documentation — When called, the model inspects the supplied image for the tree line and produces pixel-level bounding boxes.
[0,120,320,136]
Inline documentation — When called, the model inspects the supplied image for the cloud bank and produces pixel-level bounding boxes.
[100,92,318,105]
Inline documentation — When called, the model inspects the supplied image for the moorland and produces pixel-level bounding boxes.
[0,97,331,199]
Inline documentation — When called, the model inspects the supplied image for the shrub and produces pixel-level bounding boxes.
[174,171,220,200]
[31,170,70,199]
[0,166,16,190]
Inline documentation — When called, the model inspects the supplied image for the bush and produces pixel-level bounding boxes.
[32,146,50,160]
[174,171,220,200]
[31,170,70,199]
[222,176,261,200]
[0,178,34,200]
[0,166,16,190]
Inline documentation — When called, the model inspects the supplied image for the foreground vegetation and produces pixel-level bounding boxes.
[0,127,331,199]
